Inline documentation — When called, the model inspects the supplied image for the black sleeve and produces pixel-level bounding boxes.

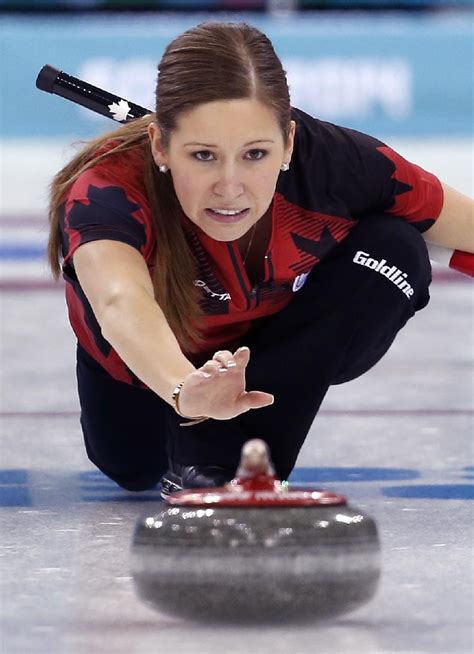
[61,183,148,267]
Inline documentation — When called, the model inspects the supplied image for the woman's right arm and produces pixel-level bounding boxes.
[73,240,274,420]
[73,239,198,407]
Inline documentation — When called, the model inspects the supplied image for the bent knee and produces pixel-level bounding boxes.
[89,460,163,492]
[350,214,432,289]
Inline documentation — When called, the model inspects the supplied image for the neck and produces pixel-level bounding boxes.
[238,223,257,259]
[236,203,272,257]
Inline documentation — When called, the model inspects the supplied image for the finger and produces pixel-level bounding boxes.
[200,360,224,374]
[239,391,274,411]
[234,346,250,365]
[212,350,237,368]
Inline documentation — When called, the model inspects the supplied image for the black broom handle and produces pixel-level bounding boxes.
[36,64,152,122]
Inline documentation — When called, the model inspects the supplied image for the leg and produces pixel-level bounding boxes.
[76,345,169,491]
[169,215,431,480]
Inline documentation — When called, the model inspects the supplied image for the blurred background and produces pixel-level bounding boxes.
[0,0,472,290]
[0,6,472,653]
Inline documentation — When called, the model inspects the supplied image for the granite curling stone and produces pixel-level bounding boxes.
[131,439,381,623]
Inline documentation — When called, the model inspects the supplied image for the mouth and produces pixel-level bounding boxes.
[205,208,250,224]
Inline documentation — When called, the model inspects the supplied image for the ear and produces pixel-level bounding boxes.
[148,122,168,167]
[285,120,296,162]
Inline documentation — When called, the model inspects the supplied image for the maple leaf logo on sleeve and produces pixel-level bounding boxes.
[108,99,132,122]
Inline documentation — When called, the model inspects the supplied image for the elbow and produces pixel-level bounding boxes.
[95,285,149,342]
[96,289,127,341]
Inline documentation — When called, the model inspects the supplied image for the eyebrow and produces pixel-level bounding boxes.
[183,140,275,147]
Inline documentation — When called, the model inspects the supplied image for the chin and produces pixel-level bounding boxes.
[202,219,254,241]
[208,229,243,242]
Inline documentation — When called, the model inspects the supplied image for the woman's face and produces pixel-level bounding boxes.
[149,98,295,241]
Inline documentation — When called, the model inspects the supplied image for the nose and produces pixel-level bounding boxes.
[213,162,244,199]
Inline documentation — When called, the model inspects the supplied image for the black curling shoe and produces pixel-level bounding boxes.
[160,463,236,499]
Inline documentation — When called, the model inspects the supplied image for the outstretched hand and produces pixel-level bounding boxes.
[177,346,274,421]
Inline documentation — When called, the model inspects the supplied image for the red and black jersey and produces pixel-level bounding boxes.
[61,107,443,384]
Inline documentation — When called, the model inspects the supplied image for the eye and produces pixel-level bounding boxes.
[193,151,215,161]
[246,149,267,160]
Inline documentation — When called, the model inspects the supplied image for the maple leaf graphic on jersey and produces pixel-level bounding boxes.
[108,99,132,122]
[292,226,339,260]
[377,146,441,230]
[66,185,147,251]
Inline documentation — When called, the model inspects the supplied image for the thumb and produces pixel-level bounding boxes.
[240,391,274,411]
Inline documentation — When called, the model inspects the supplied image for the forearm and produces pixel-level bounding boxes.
[99,287,196,406]
[72,242,274,426]
[423,183,474,253]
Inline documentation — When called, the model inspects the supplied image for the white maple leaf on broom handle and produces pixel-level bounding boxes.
[108,99,132,122]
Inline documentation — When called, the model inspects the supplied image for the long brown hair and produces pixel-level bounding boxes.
[48,21,292,352]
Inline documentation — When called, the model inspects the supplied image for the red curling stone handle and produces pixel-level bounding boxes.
[165,440,347,506]
[166,477,347,507]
